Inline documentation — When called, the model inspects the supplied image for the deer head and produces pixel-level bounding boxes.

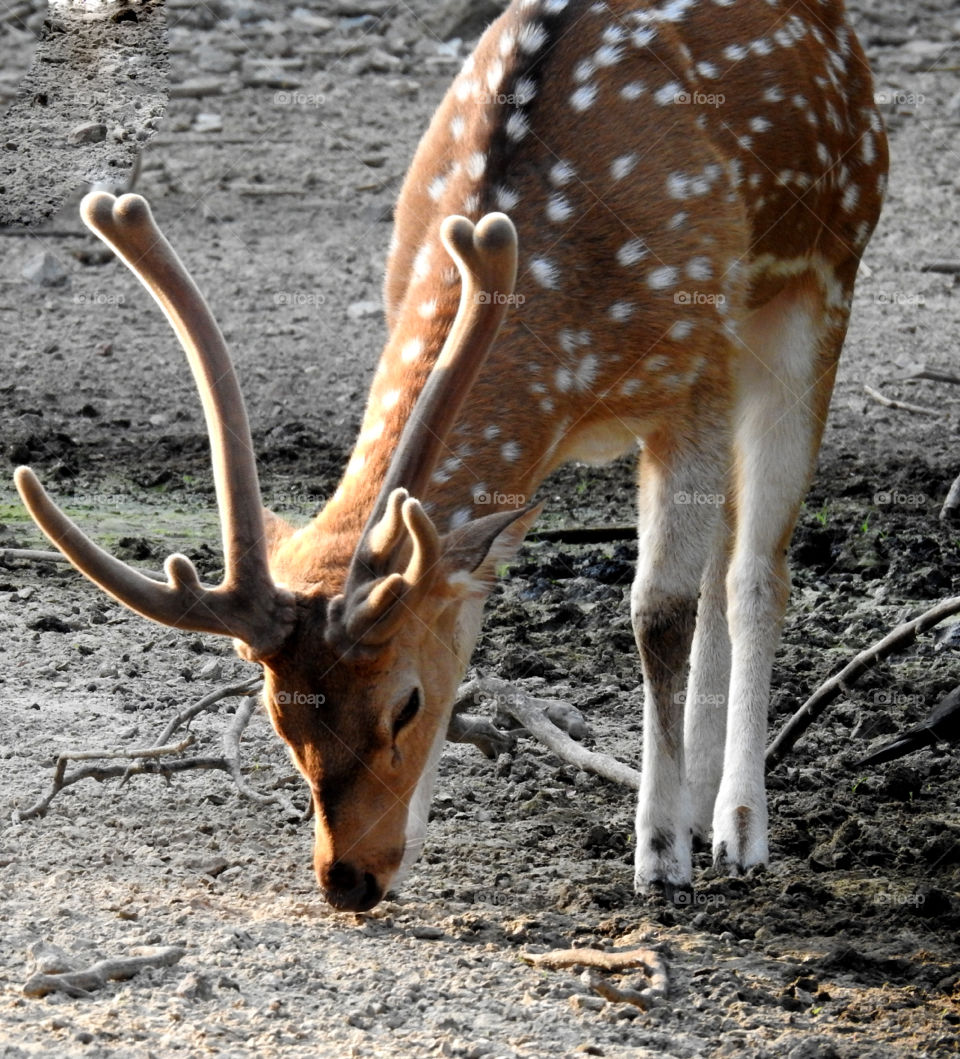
[16,192,537,912]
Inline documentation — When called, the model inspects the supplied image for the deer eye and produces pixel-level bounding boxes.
[392,689,421,738]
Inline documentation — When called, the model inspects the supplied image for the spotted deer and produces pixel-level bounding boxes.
[16,0,887,911]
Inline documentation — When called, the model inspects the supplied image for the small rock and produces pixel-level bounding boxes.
[27,615,73,633]
[569,994,606,1012]
[409,925,445,940]
[22,251,69,288]
[194,112,223,133]
[198,658,223,681]
[175,972,214,1000]
[347,299,383,320]
[67,122,107,145]
[26,940,75,976]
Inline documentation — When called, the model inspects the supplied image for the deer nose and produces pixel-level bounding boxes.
[321,861,384,912]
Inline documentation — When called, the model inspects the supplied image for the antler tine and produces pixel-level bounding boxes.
[14,193,293,657]
[348,212,518,592]
[380,212,518,506]
[338,496,442,646]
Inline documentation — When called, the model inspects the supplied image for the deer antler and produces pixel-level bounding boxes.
[15,193,294,658]
[331,212,519,648]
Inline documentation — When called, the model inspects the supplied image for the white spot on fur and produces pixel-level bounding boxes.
[381,388,401,409]
[648,266,679,290]
[617,238,648,266]
[610,153,638,181]
[550,160,575,186]
[517,22,548,53]
[570,84,599,111]
[666,171,690,199]
[595,43,624,67]
[495,185,520,211]
[418,300,437,319]
[501,440,521,461]
[467,152,486,180]
[608,300,635,322]
[530,256,560,289]
[486,60,504,94]
[506,110,530,141]
[654,81,683,106]
[686,256,713,281]
[669,319,693,341]
[546,193,574,223]
[621,81,645,100]
[413,245,431,279]
[450,506,472,530]
[401,338,422,363]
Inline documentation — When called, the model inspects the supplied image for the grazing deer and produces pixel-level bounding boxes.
[16,0,887,911]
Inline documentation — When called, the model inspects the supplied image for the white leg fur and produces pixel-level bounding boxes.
[684,510,732,842]
[712,278,836,873]
[632,427,728,894]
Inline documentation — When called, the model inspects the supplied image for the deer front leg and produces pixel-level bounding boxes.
[631,427,727,896]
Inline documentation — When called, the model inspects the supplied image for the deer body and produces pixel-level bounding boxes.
[17,0,886,910]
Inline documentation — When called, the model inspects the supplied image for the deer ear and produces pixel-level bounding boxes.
[442,501,543,598]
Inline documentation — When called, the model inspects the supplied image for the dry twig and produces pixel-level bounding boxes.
[23,946,186,998]
[523,945,669,1007]
[12,680,297,821]
[462,676,642,789]
[863,384,940,416]
[0,547,165,580]
[905,366,960,386]
[766,595,960,767]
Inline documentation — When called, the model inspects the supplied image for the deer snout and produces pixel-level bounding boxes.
[318,859,385,912]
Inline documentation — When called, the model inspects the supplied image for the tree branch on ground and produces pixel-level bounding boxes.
[766,595,960,767]
[522,945,669,1007]
[863,384,940,416]
[12,680,298,822]
[23,946,186,998]
[458,675,642,789]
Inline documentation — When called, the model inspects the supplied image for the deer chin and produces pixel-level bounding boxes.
[391,719,450,893]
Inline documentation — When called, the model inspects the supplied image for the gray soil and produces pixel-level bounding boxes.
[0,1,959,1057]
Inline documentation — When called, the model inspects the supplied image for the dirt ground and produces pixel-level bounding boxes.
[0,1,959,1057]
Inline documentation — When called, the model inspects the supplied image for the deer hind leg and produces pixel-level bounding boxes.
[632,410,730,895]
[684,501,733,845]
[712,265,853,875]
